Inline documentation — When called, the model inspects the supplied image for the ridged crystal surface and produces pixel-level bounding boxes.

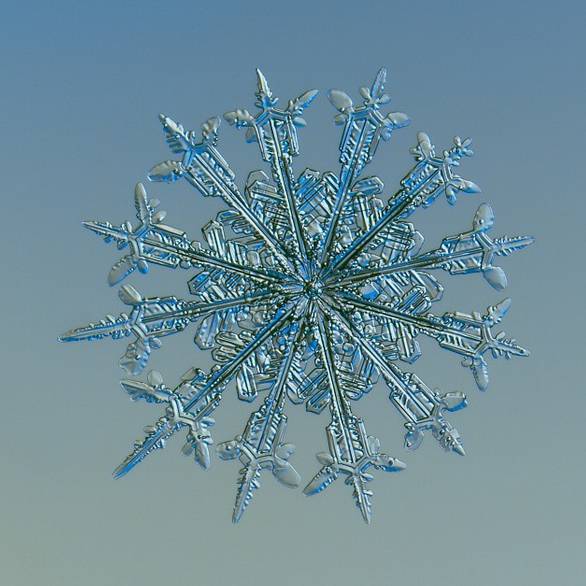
[61,68,533,523]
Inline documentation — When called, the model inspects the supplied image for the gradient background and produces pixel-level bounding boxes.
[1,1,584,585]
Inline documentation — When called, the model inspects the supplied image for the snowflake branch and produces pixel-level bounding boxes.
[318,68,410,268]
[224,69,316,273]
[324,133,480,278]
[264,116,309,271]
[120,368,220,470]
[304,303,405,524]
[148,115,297,274]
[217,307,310,522]
[320,298,468,456]
[111,300,300,479]
[60,286,289,374]
[82,183,290,287]
[334,290,529,390]
[328,203,534,291]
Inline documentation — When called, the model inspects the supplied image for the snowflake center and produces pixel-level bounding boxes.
[301,276,324,300]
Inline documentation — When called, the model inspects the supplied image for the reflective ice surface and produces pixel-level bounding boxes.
[61,68,533,523]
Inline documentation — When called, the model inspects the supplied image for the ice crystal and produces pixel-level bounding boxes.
[61,68,533,523]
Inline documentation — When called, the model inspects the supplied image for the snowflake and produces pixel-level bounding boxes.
[60,68,533,523]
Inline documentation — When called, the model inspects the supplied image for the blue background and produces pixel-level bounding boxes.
[1,1,584,585]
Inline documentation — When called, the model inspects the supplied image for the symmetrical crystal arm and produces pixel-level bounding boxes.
[329,203,534,291]
[325,133,480,277]
[335,290,529,389]
[82,183,289,286]
[217,308,310,522]
[304,303,405,523]
[112,301,299,479]
[321,298,467,456]
[149,115,297,274]
[267,119,308,267]
[313,306,354,431]
[318,68,410,267]
[224,70,317,270]
[60,286,281,342]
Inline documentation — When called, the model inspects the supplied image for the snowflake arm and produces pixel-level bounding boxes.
[224,69,317,273]
[218,306,309,522]
[333,289,529,390]
[325,133,481,278]
[330,203,535,291]
[318,68,410,268]
[321,298,468,455]
[112,300,299,479]
[59,284,286,374]
[304,303,406,523]
[148,115,297,275]
[81,183,290,286]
